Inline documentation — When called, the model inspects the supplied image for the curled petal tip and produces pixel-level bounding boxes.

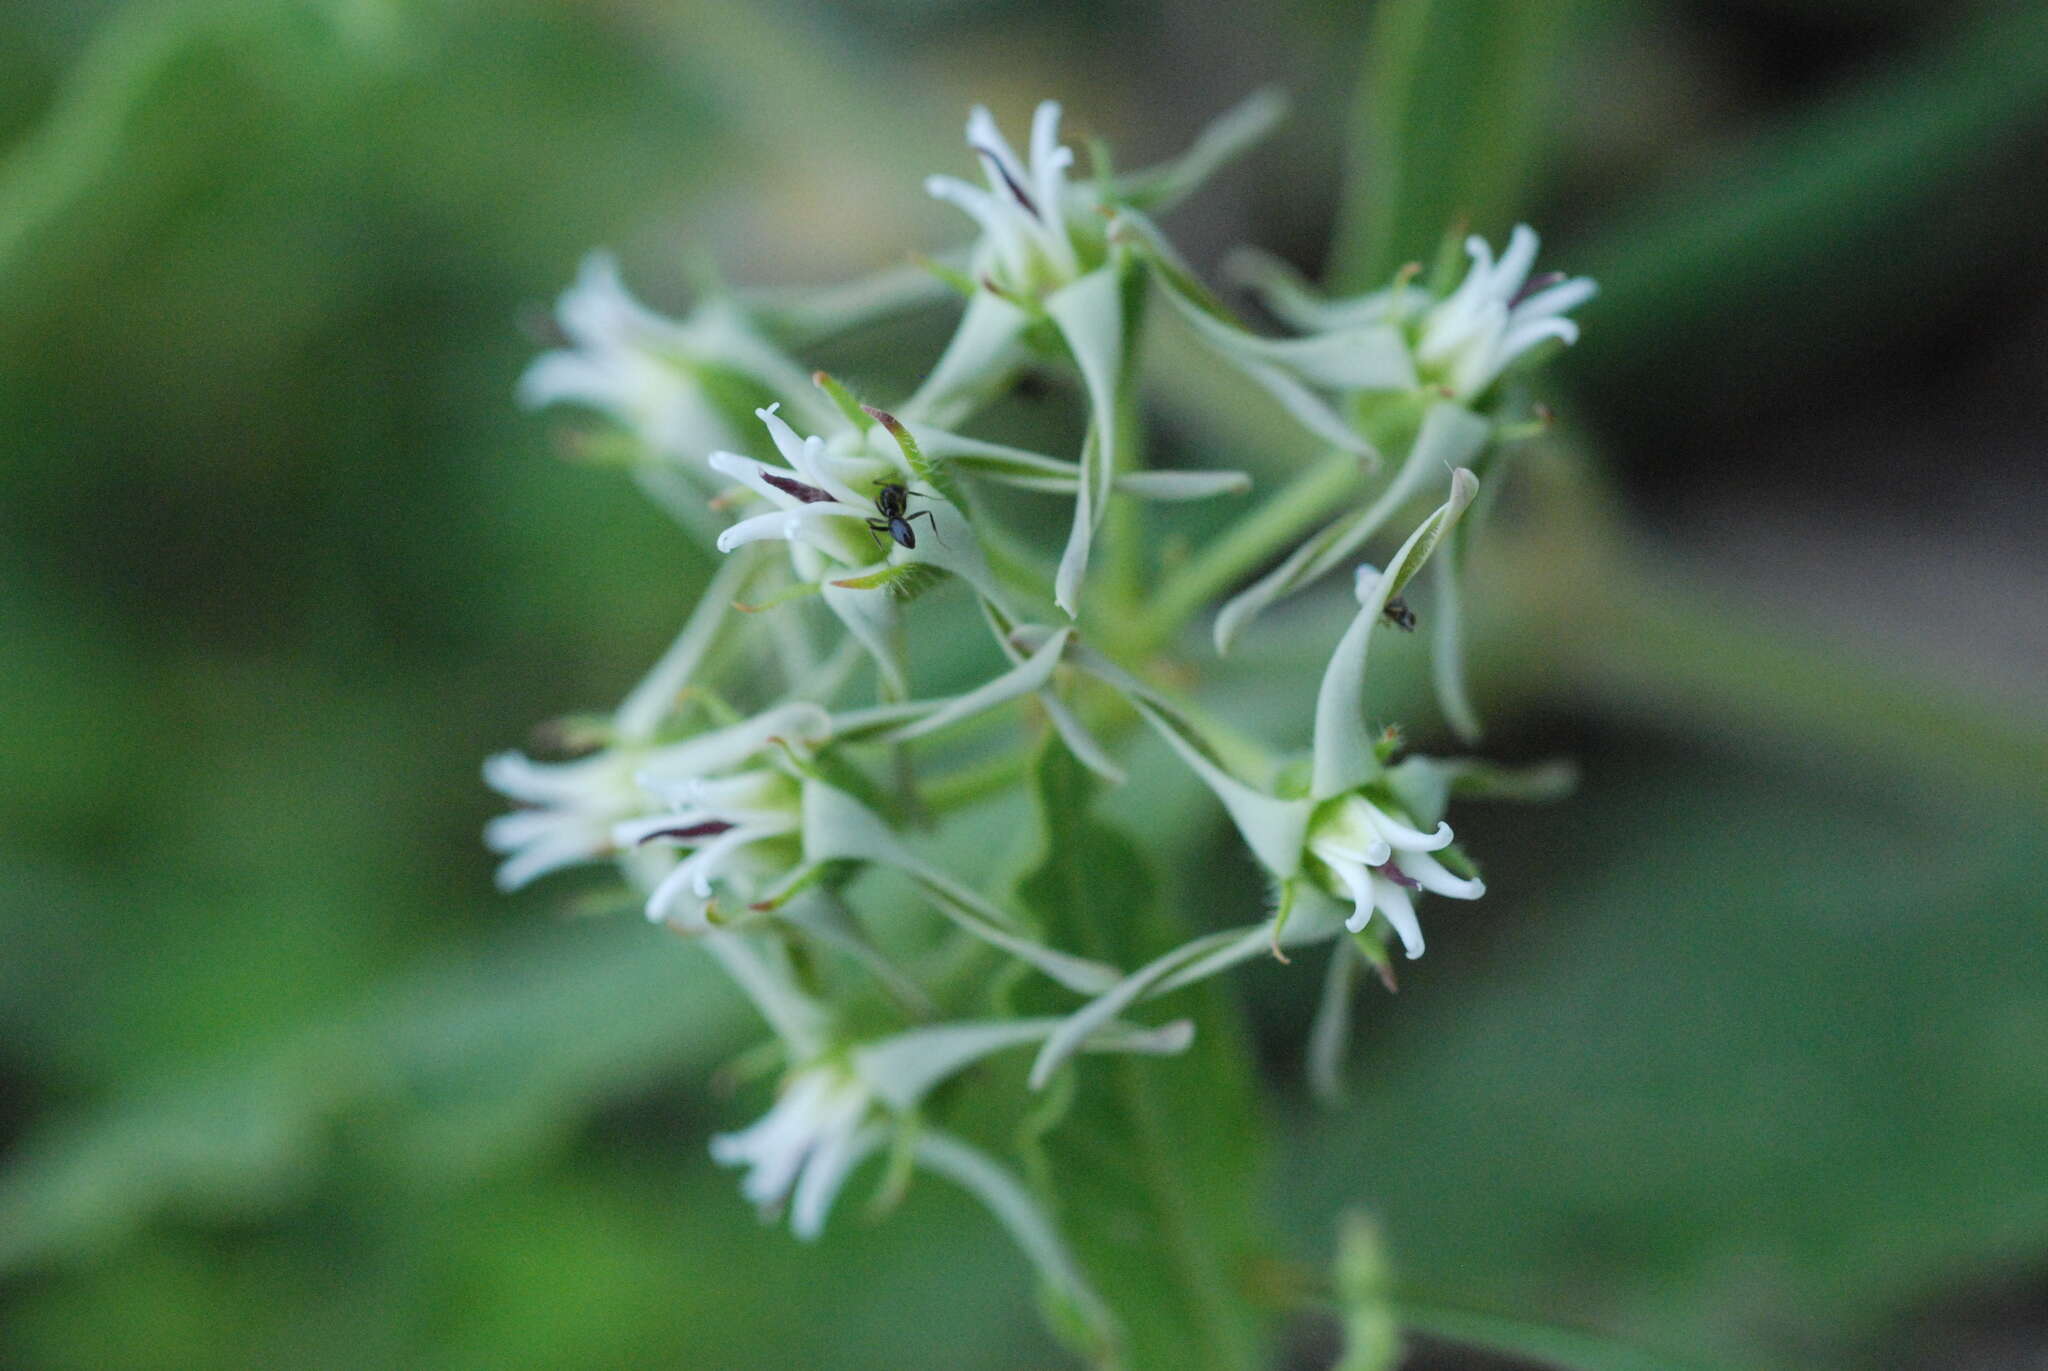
[1352,563,1382,606]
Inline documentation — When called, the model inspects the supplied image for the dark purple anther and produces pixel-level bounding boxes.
[972,144,1040,216]
[1377,860,1421,890]
[1512,271,1566,306]
[762,471,836,505]
[635,819,735,846]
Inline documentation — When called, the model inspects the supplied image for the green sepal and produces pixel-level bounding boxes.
[733,579,825,614]
[812,369,874,433]
[829,560,943,600]
[912,252,977,299]
[864,403,969,512]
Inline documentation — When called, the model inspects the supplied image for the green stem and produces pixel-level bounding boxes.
[1102,377,1148,619]
[1514,563,2048,807]
[1470,465,2048,808]
[1397,1299,1746,1371]
[1097,279,1153,623]
[1140,451,1363,650]
[919,751,1029,814]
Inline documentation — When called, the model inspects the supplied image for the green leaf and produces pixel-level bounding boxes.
[1576,4,2048,382]
[1286,751,2048,1367]
[1398,1302,1746,1371]
[0,921,752,1276]
[1014,740,1271,1371]
[1328,0,1581,290]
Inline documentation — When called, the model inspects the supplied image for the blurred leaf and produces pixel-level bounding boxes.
[1283,748,2048,1369]
[1399,1301,1748,1371]
[1016,740,1271,1371]
[0,920,750,1275]
[1576,3,2048,384]
[1328,0,1581,290]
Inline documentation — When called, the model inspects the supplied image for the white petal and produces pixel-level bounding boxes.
[1492,224,1541,300]
[516,350,630,414]
[1358,795,1452,852]
[1331,859,1378,934]
[1396,848,1485,900]
[925,174,1033,283]
[966,106,1029,204]
[1310,465,1479,800]
[788,1121,883,1240]
[1044,268,1126,615]
[491,833,605,892]
[707,451,799,508]
[638,703,830,786]
[1027,101,1077,273]
[1113,469,1252,500]
[1371,873,1425,958]
[1512,274,1598,321]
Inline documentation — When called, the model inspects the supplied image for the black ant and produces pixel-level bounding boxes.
[866,482,945,551]
[1381,596,1416,632]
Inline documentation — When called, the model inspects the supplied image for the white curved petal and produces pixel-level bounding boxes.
[637,703,831,785]
[1395,848,1485,901]
[1492,223,1541,298]
[1370,872,1425,958]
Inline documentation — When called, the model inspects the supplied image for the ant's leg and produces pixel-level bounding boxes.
[865,519,891,554]
[906,508,948,548]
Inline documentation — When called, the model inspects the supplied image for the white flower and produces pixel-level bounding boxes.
[709,404,898,569]
[917,97,1289,614]
[925,102,1090,300]
[1175,224,1593,473]
[1229,224,1595,407]
[708,399,1021,691]
[611,703,830,928]
[713,1013,1193,1240]
[1305,790,1484,958]
[1014,473,1485,1091]
[482,746,652,892]
[1412,225,1597,400]
[483,554,762,893]
[711,1059,876,1239]
[519,253,828,503]
[522,254,722,456]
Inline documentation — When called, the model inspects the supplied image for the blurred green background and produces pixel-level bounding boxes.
[2,1,2045,1368]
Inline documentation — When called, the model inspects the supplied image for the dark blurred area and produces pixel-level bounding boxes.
[1,2,2044,1369]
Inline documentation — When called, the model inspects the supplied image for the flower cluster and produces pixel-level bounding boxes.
[488,93,1591,1348]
